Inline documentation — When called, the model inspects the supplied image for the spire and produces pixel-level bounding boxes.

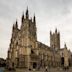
[12,20,18,30]
[26,6,29,19]
[15,20,18,28]
[12,24,15,30]
[50,30,52,35]
[12,24,15,33]
[55,28,57,33]
[33,14,36,24]
[22,12,24,23]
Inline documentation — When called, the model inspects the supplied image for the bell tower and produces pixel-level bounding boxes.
[50,28,60,50]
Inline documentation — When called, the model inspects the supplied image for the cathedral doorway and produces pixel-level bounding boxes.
[61,57,64,66]
[33,62,37,69]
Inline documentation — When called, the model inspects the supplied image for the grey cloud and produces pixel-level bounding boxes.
[0,0,72,58]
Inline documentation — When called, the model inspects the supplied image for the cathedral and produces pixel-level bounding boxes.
[6,8,72,70]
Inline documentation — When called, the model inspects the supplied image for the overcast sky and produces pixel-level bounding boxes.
[0,0,72,59]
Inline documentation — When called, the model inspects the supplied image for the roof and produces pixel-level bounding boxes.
[37,41,53,51]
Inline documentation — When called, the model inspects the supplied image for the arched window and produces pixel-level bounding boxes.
[31,50,34,54]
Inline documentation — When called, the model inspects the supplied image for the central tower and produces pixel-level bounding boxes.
[20,8,37,49]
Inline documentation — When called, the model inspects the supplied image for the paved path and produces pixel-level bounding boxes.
[4,67,72,72]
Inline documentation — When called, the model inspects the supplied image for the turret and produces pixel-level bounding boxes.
[21,12,24,23]
[55,28,57,33]
[33,14,36,29]
[15,20,18,28]
[12,20,18,38]
[50,30,52,47]
[33,14,37,40]
[26,7,29,19]
[33,14,36,24]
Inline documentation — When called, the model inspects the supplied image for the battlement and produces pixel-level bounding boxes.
[50,28,60,50]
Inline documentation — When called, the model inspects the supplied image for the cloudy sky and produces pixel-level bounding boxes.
[0,0,72,58]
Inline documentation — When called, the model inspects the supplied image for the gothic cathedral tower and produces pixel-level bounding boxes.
[50,29,60,50]
[17,8,38,68]
[20,8,37,49]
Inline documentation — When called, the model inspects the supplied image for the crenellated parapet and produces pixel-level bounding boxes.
[50,28,60,50]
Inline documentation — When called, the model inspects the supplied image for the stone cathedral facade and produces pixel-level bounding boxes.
[7,8,72,70]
